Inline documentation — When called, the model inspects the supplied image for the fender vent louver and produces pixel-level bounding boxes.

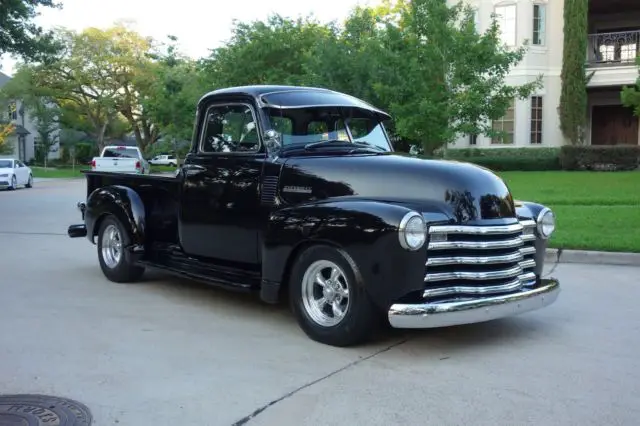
[261,175,279,206]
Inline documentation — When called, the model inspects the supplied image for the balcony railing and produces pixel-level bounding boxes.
[587,30,640,66]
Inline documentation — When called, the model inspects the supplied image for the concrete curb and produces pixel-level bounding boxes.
[545,248,640,267]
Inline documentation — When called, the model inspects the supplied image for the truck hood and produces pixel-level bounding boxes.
[278,153,517,223]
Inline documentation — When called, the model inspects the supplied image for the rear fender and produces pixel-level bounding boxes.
[261,199,432,309]
[85,185,146,254]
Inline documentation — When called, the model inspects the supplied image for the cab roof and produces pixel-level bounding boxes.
[197,85,391,120]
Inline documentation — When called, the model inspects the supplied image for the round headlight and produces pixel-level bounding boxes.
[536,208,555,239]
[399,211,426,251]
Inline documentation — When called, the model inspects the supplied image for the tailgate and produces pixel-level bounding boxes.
[93,158,139,173]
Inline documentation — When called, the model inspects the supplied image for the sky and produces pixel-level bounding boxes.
[1,0,373,76]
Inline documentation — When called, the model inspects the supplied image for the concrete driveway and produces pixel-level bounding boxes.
[1,179,639,426]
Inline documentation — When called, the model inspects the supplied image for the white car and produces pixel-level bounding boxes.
[148,154,178,167]
[0,158,33,190]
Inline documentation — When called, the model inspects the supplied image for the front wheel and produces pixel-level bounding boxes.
[8,175,17,190]
[97,215,145,283]
[289,245,381,347]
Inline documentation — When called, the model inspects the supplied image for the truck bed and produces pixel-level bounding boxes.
[83,170,179,195]
[83,170,182,246]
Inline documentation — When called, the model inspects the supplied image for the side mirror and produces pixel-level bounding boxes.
[264,129,281,152]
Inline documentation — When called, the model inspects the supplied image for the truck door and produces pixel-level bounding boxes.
[179,101,265,265]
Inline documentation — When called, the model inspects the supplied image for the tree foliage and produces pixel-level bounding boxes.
[621,56,640,117]
[559,0,589,145]
[141,35,204,153]
[376,0,540,153]
[0,0,62,62]
[0,122,15,154]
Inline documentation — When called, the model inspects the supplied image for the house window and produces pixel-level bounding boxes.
[491,99,515,144]
[469,134,478,145]
[530,96,543,144]
[494,4,517,46]
[8,102,17,120]
[533,4,546,45]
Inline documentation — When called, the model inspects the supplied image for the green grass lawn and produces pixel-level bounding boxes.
[30,166,88,179]
[499,171,640,253]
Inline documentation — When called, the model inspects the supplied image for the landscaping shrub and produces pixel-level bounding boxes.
[456,156,561,171]
[559,145,640,171]
[443,147,561,160]
[431,147,561,171]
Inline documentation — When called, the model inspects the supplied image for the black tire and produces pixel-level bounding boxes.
[26,174,33,188]
[97,215,145,283]
[288,245,380,347]
[169,162,176,167]
[9,175,17,190]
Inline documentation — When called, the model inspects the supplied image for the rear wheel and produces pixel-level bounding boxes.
[289,245,380,347]
[26,174,33,188]
[97,215,145,283]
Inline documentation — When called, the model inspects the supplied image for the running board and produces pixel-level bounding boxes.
[138,243,261,292]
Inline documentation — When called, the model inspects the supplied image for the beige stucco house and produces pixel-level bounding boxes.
[449,0,640,148]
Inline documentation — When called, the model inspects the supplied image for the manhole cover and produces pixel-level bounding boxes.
[0,395,92,426]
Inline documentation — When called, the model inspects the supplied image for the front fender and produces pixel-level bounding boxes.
[261,199,439,309]
[85,185,146,252]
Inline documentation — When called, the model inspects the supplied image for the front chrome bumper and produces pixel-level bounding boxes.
[388,278,560,329]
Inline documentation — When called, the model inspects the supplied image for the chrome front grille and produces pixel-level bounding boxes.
[423,220,537,298]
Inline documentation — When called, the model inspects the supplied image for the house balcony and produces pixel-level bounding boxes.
[586,30,640,87]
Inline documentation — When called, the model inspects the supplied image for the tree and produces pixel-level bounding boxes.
[11,28,121,151]
[6,25,161,152]
[201,15,334,87]
[0,122,15,155]
[621,56,640,117]
[376,0,540,154]
[92,24,161,152]
[142,36,205,157]
[30,97,60,166]
[0,0,62,62]
[559,0,589,145]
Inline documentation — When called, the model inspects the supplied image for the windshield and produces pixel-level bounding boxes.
[0,160,13,168]
[102,147,140,159]
[264,106,392,152]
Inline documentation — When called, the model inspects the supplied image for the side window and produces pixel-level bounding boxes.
[200,104,260,153]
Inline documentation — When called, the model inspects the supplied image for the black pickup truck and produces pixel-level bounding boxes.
[68,85,560,347]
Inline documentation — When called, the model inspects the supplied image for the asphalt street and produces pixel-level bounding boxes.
[1,178,639,426]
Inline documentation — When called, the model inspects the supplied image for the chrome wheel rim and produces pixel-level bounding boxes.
[301,260,350,327]
[101,224,122,268]
[11,176,16,188]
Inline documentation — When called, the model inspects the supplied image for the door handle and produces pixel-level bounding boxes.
[183,164,206,176]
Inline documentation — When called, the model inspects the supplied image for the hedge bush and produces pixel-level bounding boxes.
[460,156,561,171]
[559,145,640,171]
[442,147,561,160]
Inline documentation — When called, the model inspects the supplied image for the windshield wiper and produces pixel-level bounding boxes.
[304,139,386,152]
[304,139,352,150]
[351,141,386,151]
